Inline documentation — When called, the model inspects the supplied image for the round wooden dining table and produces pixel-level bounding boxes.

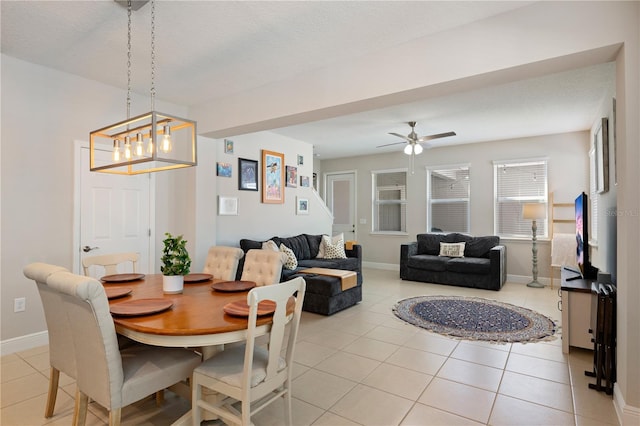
[104,274,273,352]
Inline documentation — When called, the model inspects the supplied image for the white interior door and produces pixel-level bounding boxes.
[78,146,152,277]
[326,172,356,241]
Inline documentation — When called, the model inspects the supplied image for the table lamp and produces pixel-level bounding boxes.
[523,203,547,288]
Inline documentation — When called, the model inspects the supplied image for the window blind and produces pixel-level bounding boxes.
[494,160,548,238]
[428,166,470,233]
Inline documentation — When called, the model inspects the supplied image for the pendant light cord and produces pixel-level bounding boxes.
[126,0,132,120]
[150,0,156,111]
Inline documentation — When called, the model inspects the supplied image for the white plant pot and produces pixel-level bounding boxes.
[163,275,184,294]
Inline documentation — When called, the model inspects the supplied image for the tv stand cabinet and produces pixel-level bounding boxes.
[560,268,595,354]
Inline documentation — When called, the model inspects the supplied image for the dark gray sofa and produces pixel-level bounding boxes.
[400,233,506,290]
[237,234,363,315]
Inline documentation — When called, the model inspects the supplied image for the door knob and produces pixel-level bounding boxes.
[82,245,99,253]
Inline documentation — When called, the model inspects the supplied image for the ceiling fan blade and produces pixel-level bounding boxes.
[376,141,407,148]
[417,131,456,142]
[388,132,412,142]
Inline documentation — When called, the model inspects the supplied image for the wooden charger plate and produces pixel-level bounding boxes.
[184,273,214,283]
[211,281,256,292]
[105,287,132,300]
[101,273,145,283]
[223,300,276,317]
[110,299,173,317]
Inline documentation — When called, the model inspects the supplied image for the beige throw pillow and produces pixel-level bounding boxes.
[322,234,347,259]
[439,242,466,258]
[279,244,298,270]
[317,233,344,259]
[262,240,288,264]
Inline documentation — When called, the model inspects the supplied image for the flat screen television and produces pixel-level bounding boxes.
[575,192,597,279]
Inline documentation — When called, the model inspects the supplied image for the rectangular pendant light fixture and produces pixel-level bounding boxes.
[90,111,196,175]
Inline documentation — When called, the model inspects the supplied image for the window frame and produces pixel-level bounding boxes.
[426,163,470,233]
[371,168,408,235]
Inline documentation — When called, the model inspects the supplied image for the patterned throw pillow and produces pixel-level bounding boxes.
[279,244,298,270]
[322,234,347,259]
[317,233,344,259]
[439,242,466,257]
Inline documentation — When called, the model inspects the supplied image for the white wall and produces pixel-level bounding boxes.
[320,132,590,277]
[0,55,189,342]
[212,131,332,247]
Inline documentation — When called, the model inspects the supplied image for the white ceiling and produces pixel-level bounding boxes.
[1,1,615,159]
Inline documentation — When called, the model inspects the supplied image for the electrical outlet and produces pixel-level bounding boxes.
[14,297,26,313]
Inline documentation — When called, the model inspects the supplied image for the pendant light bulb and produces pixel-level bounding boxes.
[124,136,132,160]
[112,139,121,162]
[414,143,423,155]
[147,137,154,154]
[161,124,172,153]
[135,133,144,157]
[404,144,413,155]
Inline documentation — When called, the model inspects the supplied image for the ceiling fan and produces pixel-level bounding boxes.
[378,121,456,174]
[377,121,456,155]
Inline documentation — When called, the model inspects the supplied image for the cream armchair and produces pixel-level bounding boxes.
[202,246,244,281]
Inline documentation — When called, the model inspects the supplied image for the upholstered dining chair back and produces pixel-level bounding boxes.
[203,246,245,281]
[46,270,201,425]
[192,276,306,426]
[240,249,283,286]
[82,252,139,279]
[23,262,74,418]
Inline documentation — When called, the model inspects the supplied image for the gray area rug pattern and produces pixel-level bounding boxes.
[393,295,557,344]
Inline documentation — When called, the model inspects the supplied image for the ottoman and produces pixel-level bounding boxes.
[295,268,361,315]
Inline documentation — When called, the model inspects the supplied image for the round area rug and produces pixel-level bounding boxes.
[393,295,556,344]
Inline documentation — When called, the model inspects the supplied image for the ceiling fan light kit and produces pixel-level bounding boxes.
[380,121,455,174]
[90,0,197,175]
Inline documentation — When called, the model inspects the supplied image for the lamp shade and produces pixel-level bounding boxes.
[522,203,546,220]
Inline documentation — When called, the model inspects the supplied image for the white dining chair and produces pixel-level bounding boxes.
[23,262,74,419]
[240,249,283,286]
[192,276,306,426]
[45,270,201,426]
[82,252,139,279]
[203,246,245,281]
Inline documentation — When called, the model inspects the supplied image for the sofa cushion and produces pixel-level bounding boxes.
[444,233,474,244]
[305,234,323,259]
[439,242,465,257]
[417,233,446,255]
[240,238,263,252]
[446,257,491,274]
[272,234,311,260]
[407,254,448,272]
[464,236,500,258]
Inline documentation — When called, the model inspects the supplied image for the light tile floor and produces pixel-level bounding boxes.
[1,268,620,425]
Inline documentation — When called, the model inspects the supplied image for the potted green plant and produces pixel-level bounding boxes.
[161,232,191,293]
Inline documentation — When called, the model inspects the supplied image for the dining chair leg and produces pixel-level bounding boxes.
[109,407,122,426]
[73,388,89,426]
[155,390,164,406]
[44,367,60,418]
[192,380,202,426]
[284,387,292,426]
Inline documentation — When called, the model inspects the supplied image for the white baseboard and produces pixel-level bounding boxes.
[0,331,48,356]
[614,384,640,425]
[362,261,398,271]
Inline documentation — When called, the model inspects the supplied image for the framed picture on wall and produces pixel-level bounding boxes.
[218,196,238,215]
[216,162,232,177]
[238,158,258,191]
[286,166,298,188]
[262,150,285,203]
[296,197,309,215]
[224,139,234,154]
[300,175,310,187]
[594,117,609,193]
